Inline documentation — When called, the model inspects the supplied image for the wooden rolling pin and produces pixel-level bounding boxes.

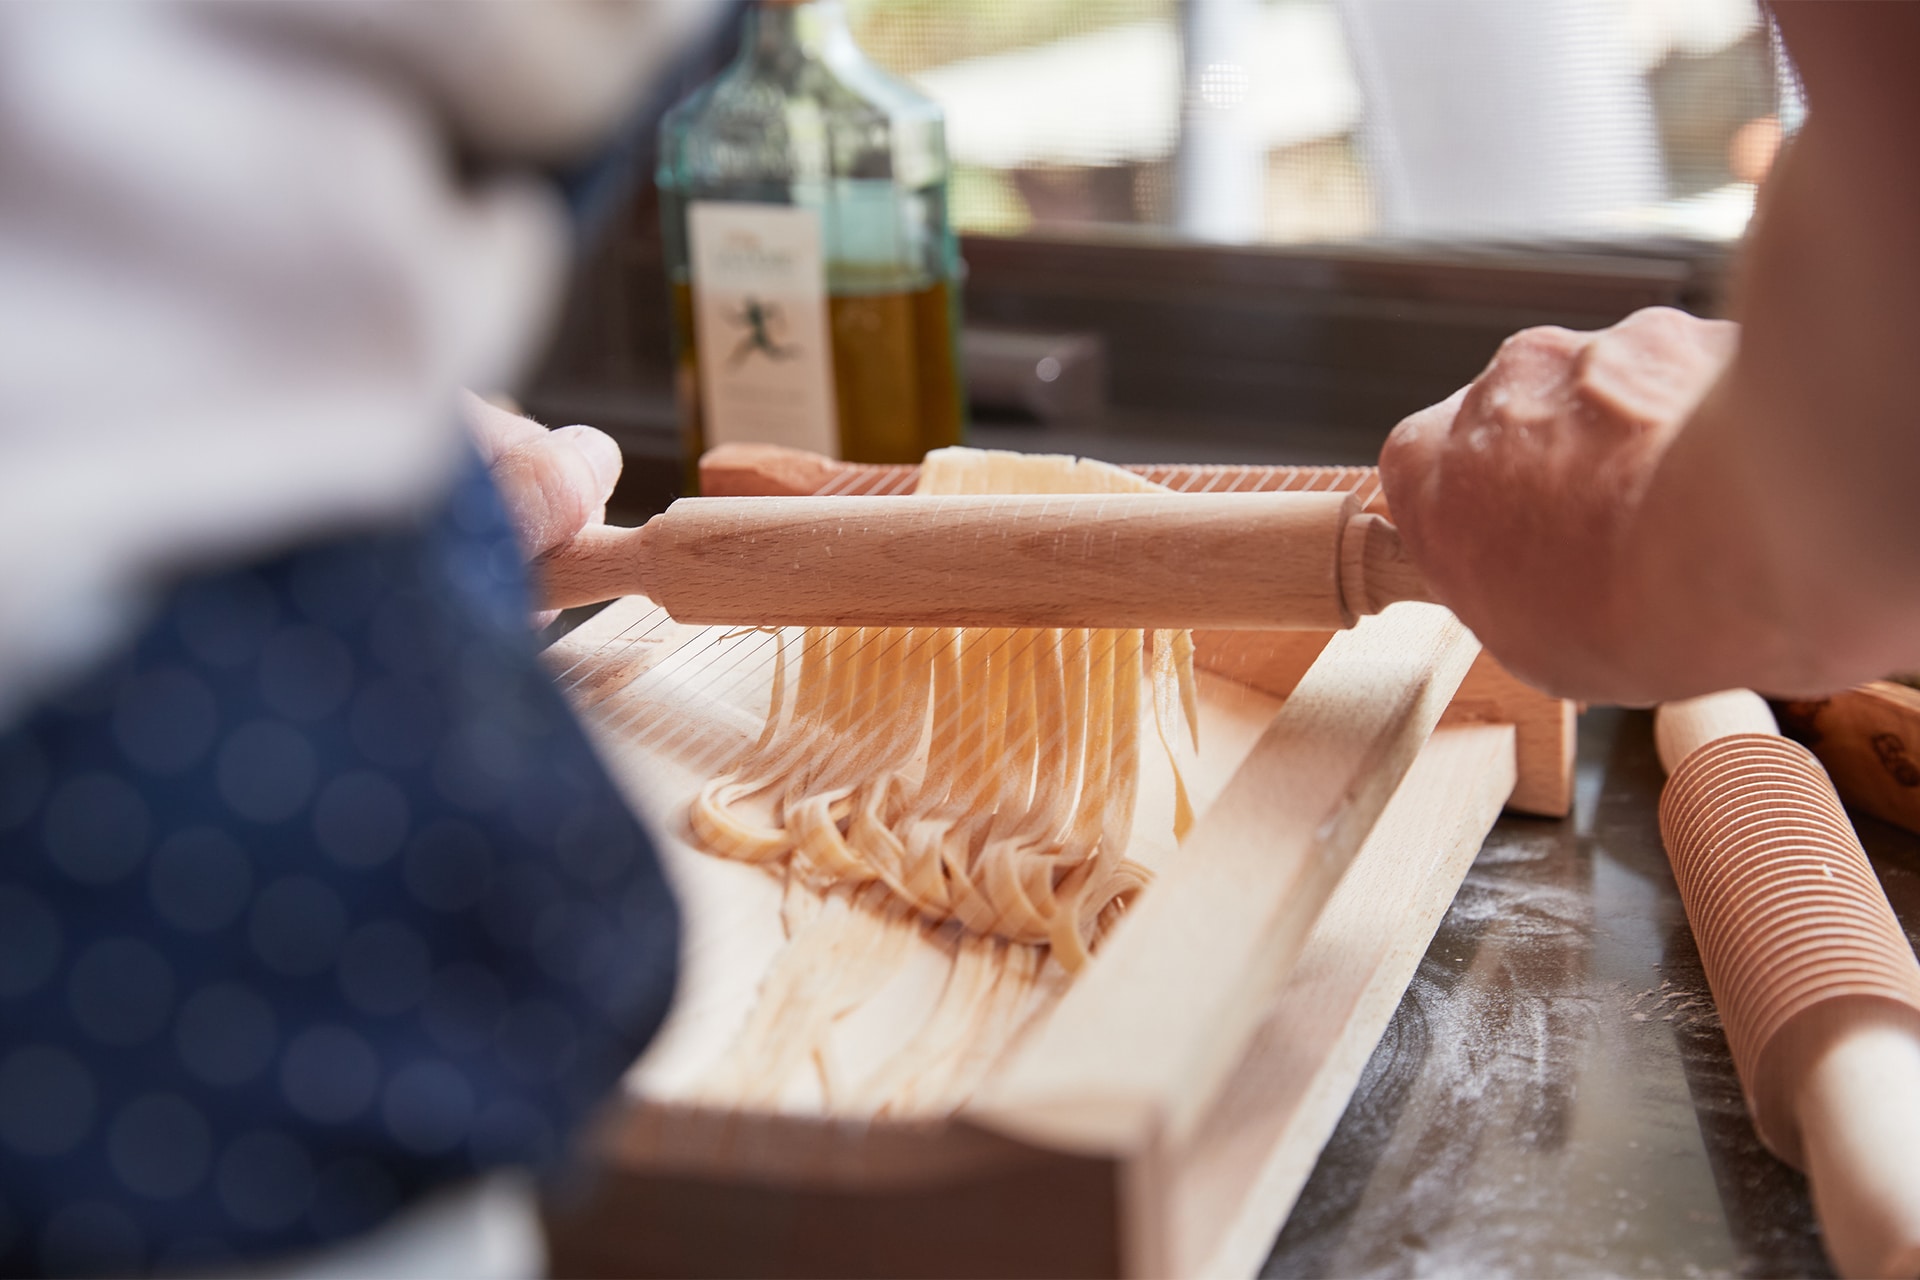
[533,491,1431,628]
[1655,691,1920,1280]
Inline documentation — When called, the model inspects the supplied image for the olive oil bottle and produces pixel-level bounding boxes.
[658,0,964,489]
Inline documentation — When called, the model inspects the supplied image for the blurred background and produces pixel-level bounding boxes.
[529,0,1795,515]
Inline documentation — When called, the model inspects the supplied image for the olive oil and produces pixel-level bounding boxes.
[670,276,961,473]
[657,0,964,488]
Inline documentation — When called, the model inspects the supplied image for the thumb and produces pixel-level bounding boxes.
[488,425,624,558]
[550,424,623,515]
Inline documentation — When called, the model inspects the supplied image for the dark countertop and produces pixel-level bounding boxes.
[1262,707,1920,1279]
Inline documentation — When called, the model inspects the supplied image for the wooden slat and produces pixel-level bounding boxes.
[1177,723,1515,1277]
[1187,631,1570,818]
[966,604,1480,1162]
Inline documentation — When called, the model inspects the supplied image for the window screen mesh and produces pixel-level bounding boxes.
[845,0,1789,245]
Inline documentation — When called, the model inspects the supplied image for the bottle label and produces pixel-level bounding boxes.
[687,202,839,458]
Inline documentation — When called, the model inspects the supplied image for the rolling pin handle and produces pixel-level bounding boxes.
[1795,1010,1920,1279]
[532,523,652,612]
[1654,689,1778,771]
[540,497,1439,627]
[1338,512,1434,619]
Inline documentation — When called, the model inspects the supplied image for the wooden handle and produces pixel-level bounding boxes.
[1340,511,1428,615]
[532,525,648,612]
[534,492,1433,628]
[1655,691,1920,1280]
[1655,688,1779,770]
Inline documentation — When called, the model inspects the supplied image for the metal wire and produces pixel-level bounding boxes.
[554,458,1380,780]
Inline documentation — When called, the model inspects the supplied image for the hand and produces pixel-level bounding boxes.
[460,389,623,558]
[459,389,623,623]
[1378,307,1738,701]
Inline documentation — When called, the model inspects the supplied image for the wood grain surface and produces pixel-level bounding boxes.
[1775,679,1920,838]
[1656,692,1920,1280]
[537,490,1440,627]
[968,605,1480,1159]
[1163,722,1515,1278]
[542,595,1513,1276]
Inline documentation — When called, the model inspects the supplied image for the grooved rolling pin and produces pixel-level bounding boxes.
[1655,691,1920,1280]
[533,491,1431,628]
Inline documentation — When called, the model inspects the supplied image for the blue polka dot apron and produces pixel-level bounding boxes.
[0,452,679,1274]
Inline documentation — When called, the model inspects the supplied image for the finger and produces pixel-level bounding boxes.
[1581,311,1737,430]
[459,388,547,465]
[1379,386,1465,481]
[488,432,607,558]
[1378,386,1471,570]
[549,424,623,509]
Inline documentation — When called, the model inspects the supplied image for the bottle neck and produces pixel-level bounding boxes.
[744,0,856,68]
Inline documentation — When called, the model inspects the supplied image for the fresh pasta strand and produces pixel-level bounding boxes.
[692,880,916,1110]
[684,447,1199,1113]
[689,447,1195,961]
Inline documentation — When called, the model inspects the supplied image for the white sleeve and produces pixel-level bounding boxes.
[0,0,708,725]
[207,0,720,162]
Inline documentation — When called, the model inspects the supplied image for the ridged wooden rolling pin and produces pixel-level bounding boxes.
[533,491,1430,628]
[1655,690,1920,1280]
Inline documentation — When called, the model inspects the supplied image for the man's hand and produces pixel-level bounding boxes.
[1378,307,1737,701]
[460,388,623,560]
[1382,8,1920,704]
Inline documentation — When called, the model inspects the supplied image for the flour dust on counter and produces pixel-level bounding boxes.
[1262,709,1850,1280]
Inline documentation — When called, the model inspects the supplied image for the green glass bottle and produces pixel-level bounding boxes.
[658,0,964,487]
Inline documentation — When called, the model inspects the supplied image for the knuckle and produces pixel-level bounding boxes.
[541,443,597,527]
[1625,304,1684,325]
[1616,305,1705,348]
[1499,325,1578,356]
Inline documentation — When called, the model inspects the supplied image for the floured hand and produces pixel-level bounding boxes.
[459,389,623,623]
[461,389,623,557]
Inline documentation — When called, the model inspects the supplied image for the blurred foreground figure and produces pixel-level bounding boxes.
[1380,3,1920,706]
[0,3,713,1274]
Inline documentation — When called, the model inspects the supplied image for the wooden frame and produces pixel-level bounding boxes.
[545,601,1508,1277]
[539,449,1571,1276]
